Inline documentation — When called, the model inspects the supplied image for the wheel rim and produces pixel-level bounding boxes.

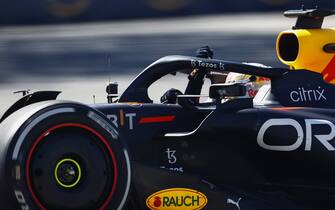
[25,123,118,210]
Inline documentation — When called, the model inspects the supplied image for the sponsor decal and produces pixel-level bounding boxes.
[160,148,184,173]
[247,87,258,97]
[146,188,207,210]
[190,59,225,70]
[257,118,335,151]
[227,197,242,210]
[159,166,184,172]
[107,110,136,130]
[166,148,177,164]
[290,86,326,102]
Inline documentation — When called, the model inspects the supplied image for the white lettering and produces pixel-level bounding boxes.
[258,118,335,151]
[166,148,177,164]
[317,88,327,100]
[160,166,184,172]
[107,112,136,130]
[191,60,218,69]
[290,91,300,102]
[125,113,136,130]
[305,119,335,151]
[257,119,304,151]
[290,87,327,102]
[107,114,118,127]
[14,190,29,210]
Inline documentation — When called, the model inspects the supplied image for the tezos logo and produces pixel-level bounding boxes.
[290,86,326,102]
[146,188,207,210]
[190,59,225,70]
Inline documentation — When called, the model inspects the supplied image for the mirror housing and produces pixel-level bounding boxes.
[106,82,118,103]
[209,83,246,100]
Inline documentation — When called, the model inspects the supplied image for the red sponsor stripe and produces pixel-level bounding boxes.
[139,115,176,124]
[321,55,335,82]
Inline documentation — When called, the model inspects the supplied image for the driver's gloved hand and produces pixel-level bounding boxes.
[160,88,183,104]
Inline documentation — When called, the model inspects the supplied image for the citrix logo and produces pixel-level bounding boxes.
[290,86,326,102]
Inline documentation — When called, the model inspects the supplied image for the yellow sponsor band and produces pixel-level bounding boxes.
[146,188,207,210]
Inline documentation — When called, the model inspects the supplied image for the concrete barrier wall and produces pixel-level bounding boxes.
[0,0,334,25]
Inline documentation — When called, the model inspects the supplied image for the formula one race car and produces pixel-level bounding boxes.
[1,8,335,210]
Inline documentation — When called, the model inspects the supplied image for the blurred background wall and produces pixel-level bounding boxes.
[1,0,334,25]
[0,0,335,115]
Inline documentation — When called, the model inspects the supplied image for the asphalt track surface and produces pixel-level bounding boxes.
[1,13,334,117]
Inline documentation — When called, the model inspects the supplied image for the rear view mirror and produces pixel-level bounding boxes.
[209,83,246,100]
[106,82,118,103]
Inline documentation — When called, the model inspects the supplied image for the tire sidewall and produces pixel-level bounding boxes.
[6,103,131,210]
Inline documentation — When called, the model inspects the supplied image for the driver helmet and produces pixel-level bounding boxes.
[225,72,270,98]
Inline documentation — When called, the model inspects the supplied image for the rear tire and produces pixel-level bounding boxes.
[0,101,131,210]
